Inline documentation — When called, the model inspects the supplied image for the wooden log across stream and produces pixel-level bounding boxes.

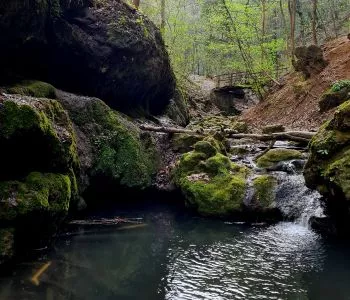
[139,124,315,143]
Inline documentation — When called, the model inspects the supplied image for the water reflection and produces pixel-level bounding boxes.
[0,208,350,300]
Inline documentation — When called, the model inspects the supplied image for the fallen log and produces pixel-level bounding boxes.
[227,132,313,143]
[139,125,315,143]
[68,217,142,227]
[139,124,201,135]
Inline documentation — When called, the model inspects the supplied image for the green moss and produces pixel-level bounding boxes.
[7,81,56,99]
[0,172,72,222]
[253,175,277,208]
[194,141,217,157]
[0,97,79,175]
[319,81,350,112]
[174,139,249,216]
[203,153,231,175]
[257,148,303,168]
[69,99,157,189]
[171,134,202,153]
[180,174,246,216]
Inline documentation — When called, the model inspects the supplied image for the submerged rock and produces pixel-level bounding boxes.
[0,0,175,115]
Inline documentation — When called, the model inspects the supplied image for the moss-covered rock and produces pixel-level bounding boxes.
[305,100,350,197]
[304,100,350,234]
[6,80,56,99]
[171,133,202,153]
[257,148,303,168]
[174,139,249,217]
[0,94,79,181]
[319,80,350,113]
[187,115,249,133]
[252,175,277,209]
[0,172,72,222]
[56,91,159,192]
[0,0,175,115]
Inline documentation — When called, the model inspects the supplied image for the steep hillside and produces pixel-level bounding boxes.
[242,36,350,131]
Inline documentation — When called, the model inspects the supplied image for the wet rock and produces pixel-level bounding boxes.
[0,0,175,115]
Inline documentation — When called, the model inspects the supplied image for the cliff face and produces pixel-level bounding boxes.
[0,0,175,115]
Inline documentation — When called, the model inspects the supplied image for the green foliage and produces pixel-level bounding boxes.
[331,80,350,92]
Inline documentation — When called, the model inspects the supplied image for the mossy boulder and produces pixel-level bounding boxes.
[257,148,303,168]
[171,133,202,153]
[0,172,72,222]
[0,94,79,181]
[319,80,350,113]
[174,139,250,217]
[0,0,175,115]
[56,90,159,195]
[305,100,350,200]
[6,80,56,99]
[252,175,277,210]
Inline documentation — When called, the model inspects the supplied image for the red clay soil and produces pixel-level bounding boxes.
[242,36,350,132]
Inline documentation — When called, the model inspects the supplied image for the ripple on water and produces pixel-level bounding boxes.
[164,222,324,300]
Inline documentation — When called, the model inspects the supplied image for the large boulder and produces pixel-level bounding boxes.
[55,90,159,200]
[304,100,350,233]
[173,139,280,220]
[0,0,175,115]
[0,93,79,259]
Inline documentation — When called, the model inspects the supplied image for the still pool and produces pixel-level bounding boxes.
[1,204,350,300]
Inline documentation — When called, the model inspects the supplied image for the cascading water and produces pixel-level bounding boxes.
[233,139,325,227]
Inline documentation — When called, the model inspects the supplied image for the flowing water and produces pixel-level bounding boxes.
[1,201,350,300]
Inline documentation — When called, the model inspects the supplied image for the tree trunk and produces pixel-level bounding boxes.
[288,0,297,63]
[160,0,166,33]
[312,0,318,45]
[133,0,140,9]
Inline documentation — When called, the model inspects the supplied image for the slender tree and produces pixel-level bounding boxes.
[311,0,318,45]
[133,0,140,9]
[288,0,296,61]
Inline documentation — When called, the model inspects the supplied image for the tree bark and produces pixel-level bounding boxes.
[311,0,318,45]
[288,0,297,62]
[160,0,166,33]
[133,0,140,9]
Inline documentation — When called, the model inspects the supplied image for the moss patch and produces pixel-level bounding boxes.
[174,137,249,217]
[0,228,14,263]
[0,95,79,180]
[257,148,303,168]
[0,172,72,222]
[253,175,277,208]
[6,81,56,99]
[319,80,350,113]
[171,133,202,153]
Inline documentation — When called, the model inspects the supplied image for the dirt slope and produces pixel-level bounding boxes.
[242,36,350,131]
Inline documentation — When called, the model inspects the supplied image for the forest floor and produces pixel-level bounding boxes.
[241,36,350,132]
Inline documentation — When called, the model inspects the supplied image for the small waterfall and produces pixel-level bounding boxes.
[273,170,325,227]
